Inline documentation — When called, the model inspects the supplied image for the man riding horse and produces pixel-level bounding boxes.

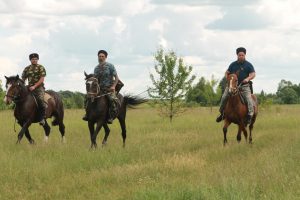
[82,50,120,124]
[21,53,47,125]
[216,47,256,124]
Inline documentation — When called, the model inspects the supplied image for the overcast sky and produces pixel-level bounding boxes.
[1,0,299,95]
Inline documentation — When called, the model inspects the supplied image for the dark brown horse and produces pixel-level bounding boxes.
[222,74,258,145]
[84,73,146,148]
[3,75,65,144]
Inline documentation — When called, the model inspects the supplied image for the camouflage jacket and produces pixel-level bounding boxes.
[94,62,117,89]
[22,64,46,87]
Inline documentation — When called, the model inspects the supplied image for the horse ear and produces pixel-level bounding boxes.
[84,71,88,77]
[4,76,8,80]
[16,75,19,80]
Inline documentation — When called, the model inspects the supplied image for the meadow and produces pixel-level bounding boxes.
[0,105,299,200]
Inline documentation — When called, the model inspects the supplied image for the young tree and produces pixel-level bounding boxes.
[148,48,195,122]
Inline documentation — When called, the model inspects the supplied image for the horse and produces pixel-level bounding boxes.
[84,72,146,148]
[3,75,65,144]
[222,73,258,145]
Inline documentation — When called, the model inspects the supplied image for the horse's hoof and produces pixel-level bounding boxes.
[44,136,49,143]
[62,136,66,144]
[16,138,21,144]
[90,143,97,149]
[30,140,35,145]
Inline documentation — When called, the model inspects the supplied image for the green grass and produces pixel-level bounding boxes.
[0,105,299,200]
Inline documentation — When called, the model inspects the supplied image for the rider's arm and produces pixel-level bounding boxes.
[32,76,45,89]
[112,74,119,89]
[245,72,256,82]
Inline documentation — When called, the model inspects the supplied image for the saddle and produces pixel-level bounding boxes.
[44,92,52,104]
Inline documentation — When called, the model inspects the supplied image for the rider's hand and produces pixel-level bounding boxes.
[109,86,115,93]
[242,78,249,84]
[29,86,36,91]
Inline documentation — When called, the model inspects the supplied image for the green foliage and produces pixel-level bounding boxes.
[0,80,11,110]
[58,91,85,109]
[0,80,3,93]
[186,75,222,107]
[148,47,195,121]
[276,79,300,104]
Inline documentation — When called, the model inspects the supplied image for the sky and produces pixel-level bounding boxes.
[1,0,300,95]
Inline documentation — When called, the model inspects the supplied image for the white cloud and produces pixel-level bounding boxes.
[1,0,300,94]
[149,18,169,33]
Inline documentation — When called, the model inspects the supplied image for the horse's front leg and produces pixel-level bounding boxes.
[16,120,32,144]
[223,120,231,146]
[25,129,35,144]
[91,120,104,149]
[241,123,248,142]
[102,123,110,146]
[88,121,95,148]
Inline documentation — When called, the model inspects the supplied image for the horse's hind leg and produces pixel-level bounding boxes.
[102,123,110,146]
[24,129,35,144]
[237,126,242,143]
[59,121,66,143]
[118,116,126,148]
[43,120,51,143]
[53,111,66,143]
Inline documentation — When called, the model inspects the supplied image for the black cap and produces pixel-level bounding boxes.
[97,50,108,57]
[236,47,246,55]
[29,53,39,60]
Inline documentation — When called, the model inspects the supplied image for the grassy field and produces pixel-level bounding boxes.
[0,105,299,200]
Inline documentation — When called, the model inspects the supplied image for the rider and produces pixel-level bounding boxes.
[216,47,256,124]
[82,50,120,124]
[21,53,47,125]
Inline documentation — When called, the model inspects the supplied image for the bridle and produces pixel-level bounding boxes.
[228,76,242,96]
[86,77,100,97]
[85,77,112,101]
[5,81,24,102]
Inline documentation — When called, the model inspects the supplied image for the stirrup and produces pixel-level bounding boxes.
[39,119,45,126]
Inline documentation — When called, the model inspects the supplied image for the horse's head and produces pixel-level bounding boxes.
[3,75,26,104]
[227,73,239,95]
[84,71,100,98]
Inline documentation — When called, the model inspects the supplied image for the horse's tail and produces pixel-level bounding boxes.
[46,90,64,126]
[123,94,147,108]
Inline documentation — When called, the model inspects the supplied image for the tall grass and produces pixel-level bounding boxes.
[0,105,299,199]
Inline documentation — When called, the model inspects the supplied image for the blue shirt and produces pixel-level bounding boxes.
[94,62,117,88]
[227,60,255,84]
